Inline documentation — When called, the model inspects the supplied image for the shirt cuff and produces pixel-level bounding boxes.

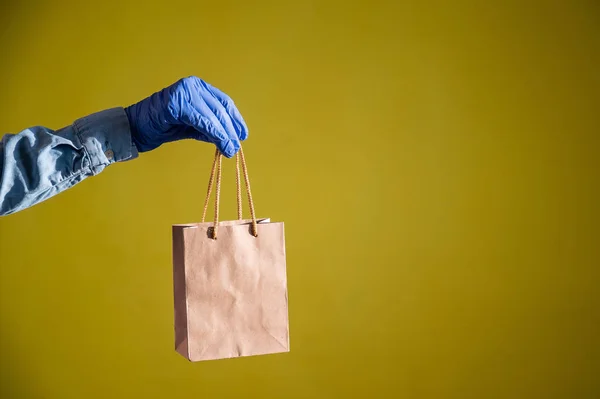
[73,107,139,175]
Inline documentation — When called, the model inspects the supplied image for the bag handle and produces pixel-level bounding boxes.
[201,146,258,239]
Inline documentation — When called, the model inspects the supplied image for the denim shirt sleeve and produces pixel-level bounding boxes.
[0,107,138,216]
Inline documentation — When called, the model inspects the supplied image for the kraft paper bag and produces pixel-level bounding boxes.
[172,148,289,362]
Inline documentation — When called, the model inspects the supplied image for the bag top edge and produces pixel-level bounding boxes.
[173,218,281,229]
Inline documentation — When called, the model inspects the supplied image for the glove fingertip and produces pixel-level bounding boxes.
[219,138,240,158]
[239,127,249,141]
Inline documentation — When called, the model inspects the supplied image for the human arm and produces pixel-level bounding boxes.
[0,108,136,216]
[0,76,248,216]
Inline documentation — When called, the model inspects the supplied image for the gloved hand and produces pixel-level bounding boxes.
[124,76,248,157]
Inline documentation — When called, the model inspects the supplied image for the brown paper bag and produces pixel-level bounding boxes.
[172,148,289,362]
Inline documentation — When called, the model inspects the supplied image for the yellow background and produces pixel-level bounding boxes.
[0,1,598,398]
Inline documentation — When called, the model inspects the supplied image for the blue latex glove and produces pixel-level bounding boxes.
[124,76,248,157]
